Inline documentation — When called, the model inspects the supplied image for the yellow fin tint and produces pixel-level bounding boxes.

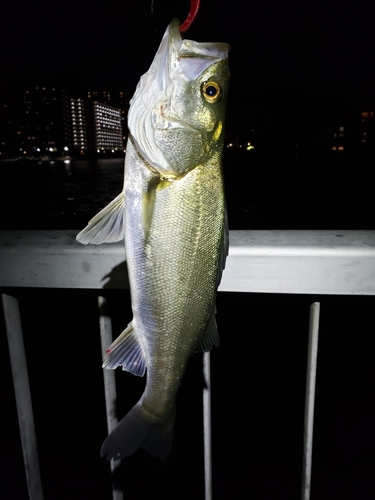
[212,121,223,143]
[142,177,160,239]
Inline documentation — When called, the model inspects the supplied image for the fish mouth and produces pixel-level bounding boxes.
[152,103,199,133]
[167,18,229,91]
[128,19,229,175]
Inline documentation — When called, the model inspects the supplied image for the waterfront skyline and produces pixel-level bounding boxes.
[0,82,375,159]
[1,81,374,159]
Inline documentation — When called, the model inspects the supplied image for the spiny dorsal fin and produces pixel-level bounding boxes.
[103,322,146,377]
[76,192,125,245]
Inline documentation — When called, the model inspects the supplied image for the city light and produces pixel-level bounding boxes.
[0,85,373,160]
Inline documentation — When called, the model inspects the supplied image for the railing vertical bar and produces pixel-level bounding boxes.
[2,293,44,500]
[203,351,213,500]
[302,302,321,500]
[98,296,123,500]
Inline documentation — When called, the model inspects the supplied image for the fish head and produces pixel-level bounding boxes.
[128,19,230,177]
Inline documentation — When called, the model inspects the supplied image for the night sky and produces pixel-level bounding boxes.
[1,0,375,131]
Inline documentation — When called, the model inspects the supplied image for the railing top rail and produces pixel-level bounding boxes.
[1,230,375,295]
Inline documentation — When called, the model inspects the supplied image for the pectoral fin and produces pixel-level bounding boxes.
[142,177,159,240]
[103,322,146,377]
[76,192,125,245]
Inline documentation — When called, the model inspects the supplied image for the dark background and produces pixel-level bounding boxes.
[1,0,375,133]
[1,291,375,499]
[1,0,375,498]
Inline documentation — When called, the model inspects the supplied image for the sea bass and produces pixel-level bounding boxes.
[77,19,230,460]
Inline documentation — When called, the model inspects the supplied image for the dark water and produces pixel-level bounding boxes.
[1,152,375,499]
[1,149,374,230]
[0,157,125,231]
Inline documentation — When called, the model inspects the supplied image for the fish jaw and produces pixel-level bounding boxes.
[128,19,230,177]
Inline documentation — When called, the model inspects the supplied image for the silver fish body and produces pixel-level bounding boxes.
[77,19,230,460]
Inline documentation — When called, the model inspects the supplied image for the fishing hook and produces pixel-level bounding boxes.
[179,0,201,32]
[150,0,201,33]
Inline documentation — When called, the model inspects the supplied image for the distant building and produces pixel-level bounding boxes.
[0,86,130,158]
[0,100,18,157]
[0,86,71,158]
[360,110,375,147]
[86,90,129,143]
[92,102,123,152]
[70,98,89,152]
[69,99,123,154]
[331,109,375,153]
[20,86,71,156]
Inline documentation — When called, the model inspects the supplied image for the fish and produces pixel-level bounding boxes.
[76,18,230,460]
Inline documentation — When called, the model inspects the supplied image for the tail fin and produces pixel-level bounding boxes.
[100,402,175,460]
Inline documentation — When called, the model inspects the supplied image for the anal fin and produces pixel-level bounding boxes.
[103,322,146,377]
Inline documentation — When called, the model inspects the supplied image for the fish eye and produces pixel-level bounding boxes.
[202,81,222,104]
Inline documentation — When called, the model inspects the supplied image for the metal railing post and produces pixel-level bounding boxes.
[203,351,212,500]
[98,296,123,500]
[302,302,321,500]
[2,293,44,500]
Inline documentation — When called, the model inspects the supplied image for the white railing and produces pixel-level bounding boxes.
[1,229,375,500]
